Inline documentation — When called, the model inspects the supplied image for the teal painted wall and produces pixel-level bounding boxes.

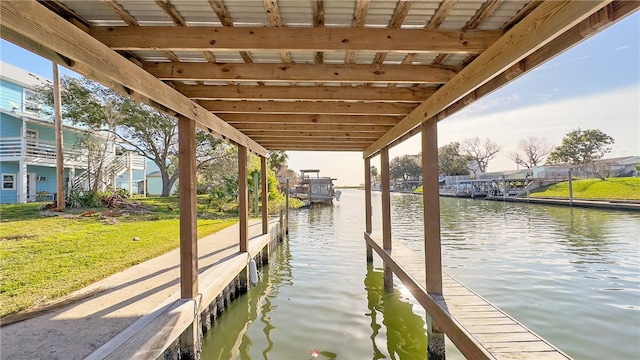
[0,79,23,112]
[1,113,22,137]
[0,161,18,203]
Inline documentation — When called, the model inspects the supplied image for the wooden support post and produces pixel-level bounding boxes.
[238,145,249,252]
[261,156,268,234]
[380,147,393,288]
[421,121,442,295]
[253,172,259,217]
[52,63,64,210]
[279,209,284,240]
[427,314,446,360]
[568,168,574,206]
[178,115,198,299]
[364,156,373,262]
[285,178,290,234]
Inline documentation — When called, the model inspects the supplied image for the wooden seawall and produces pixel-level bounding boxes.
[1,220,282,360]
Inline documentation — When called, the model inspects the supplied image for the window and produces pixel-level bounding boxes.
[2,174,16,190]
[23,89,41,115]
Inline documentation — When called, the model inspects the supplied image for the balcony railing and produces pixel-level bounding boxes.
[0,136,87,167]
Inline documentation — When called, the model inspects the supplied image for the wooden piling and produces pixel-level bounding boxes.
[364,157,373,262]
[261,157,269,234]
[238,146,249,252]
[380,147,393,288]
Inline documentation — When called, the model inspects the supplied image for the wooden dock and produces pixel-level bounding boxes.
[365,232,572,360]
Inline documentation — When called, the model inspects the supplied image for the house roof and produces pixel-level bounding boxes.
[0,61,49,89]
[2,1,637,158]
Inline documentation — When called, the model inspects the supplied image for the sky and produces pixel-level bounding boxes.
[1,12,638,186]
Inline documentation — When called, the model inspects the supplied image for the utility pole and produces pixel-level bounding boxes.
[53,63,65,210]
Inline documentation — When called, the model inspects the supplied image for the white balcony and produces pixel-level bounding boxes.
[0,136,87,168]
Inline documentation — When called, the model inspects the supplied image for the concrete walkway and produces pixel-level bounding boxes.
[1,220,267,360]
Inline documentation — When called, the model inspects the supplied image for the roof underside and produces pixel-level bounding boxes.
[1,0,637,157]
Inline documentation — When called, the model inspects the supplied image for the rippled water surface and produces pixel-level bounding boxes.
[202,189,640,359]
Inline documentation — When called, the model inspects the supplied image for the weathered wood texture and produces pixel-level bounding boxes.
[178,115,198,299]
[238,145,248,252]
[365,233,573,360]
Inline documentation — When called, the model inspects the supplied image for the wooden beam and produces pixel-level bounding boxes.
[364,157,372,234]
[155,0,187,26]
[178,115,198,299]
[264,144,366,151]
[144,62,457,84]
[380,147,391,250]
[221,114,401,126]
[421,121,442,296]
[201,101,415,116]
[0,1,267,157]
[99,0,140,26]
[232,123,392,132]
[363,0,611,157]
[427,0,457,29]
[93,26,501,54]
[238,145,248,252]
[312,0,325,65]
[257,139,373,146]
[243,130,383,139]
[176,84,435,102]
[463,0,503,31]
[260,156,268,235]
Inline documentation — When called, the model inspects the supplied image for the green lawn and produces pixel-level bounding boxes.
[0,196,237,317]
[530,177,640,200]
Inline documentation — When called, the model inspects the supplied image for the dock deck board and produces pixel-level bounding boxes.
[365,232,572,360]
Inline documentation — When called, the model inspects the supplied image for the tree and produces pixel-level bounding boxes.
[370,165,379,182]
[460,137,502,175]
[438,142,470,176]
[267,151,288,172]
[39,75,228,196]
[389,155,421,181]
[508,136,552,169]
[547,128,614,178]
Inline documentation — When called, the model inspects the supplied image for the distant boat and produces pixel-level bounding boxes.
[294,169,340,206]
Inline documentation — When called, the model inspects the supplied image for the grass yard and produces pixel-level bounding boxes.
[530,177,640,200]
[0,196,237,317]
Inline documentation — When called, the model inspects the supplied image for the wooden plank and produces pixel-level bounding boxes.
[143,62,457,84]
[92,26,501,54]
[345,0,370,64]
[484,341,555,353]
[232,123,391,132]
[0,1,267,157]
[263,144,366,151]
[242,130,384,139]
[495,351,569,360]
[178,115,198,299]
[176,84,435,102]
[221,114,401,126]
[200,100,415,116]
[473,332,540,343]
[363,1,611,157]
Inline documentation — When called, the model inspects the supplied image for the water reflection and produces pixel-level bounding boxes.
[364,262,427,359]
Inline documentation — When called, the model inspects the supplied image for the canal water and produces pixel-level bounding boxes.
[202,189,640,359]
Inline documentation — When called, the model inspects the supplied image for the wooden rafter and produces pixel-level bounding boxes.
[263,0,291,63]
[200,101,415,116]
[345,0,370,64]
[175,84,435,102]
[312,0,324,64]
[92,27,501,54]
[232,123,392,132]
[144,62,458,84]
[372,0,413,64]
[364,0,612,158]
[220,114,401,126]
[0,0,267,156]
[243,131,383,139]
